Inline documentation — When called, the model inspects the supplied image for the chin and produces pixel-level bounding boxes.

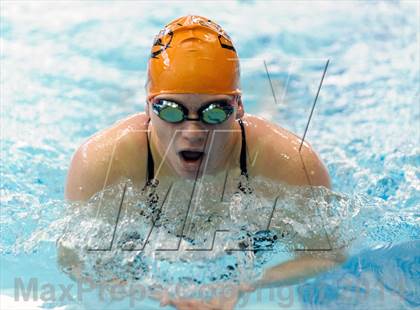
[174,163,218,180]
[179,171,199,180]
[175,164,204,179]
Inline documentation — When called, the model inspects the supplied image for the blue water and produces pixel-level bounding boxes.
[1,1,419,309]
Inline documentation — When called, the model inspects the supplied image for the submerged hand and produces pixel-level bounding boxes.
[158,282,255,310]
[161,296,237,310]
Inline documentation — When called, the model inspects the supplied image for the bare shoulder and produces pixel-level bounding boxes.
[65,113,150,201]
[242,114,331,188]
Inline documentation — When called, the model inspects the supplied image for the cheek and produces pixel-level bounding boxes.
[153,119,176,151]
[210,125,234,149]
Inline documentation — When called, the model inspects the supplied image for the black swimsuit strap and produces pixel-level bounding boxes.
[144,119,161,223]
[237,118,253,194]
[146,119,155,184]
[238,118,248,178]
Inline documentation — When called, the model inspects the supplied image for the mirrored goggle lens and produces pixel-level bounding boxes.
[159,106,184,123]
[202,108,229,124]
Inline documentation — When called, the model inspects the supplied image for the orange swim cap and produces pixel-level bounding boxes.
[146,15,241,101]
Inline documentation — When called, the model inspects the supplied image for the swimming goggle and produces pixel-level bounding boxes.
[151,97,236,125]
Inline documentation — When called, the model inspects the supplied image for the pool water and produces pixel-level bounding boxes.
[1,1,419,309]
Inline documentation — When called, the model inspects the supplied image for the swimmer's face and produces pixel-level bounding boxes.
[146,93,244,179]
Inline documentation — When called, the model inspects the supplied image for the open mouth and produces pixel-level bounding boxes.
[179,150,204,162]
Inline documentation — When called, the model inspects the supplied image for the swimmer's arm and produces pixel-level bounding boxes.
[250,250,346,290]
[65,144,108,201]
[65,117,148,202]
[255,131,332,188]
[298,142,332,188]
[65,133,135,201]
[57,242,127,287]
[249,207,347,290]
[57,241,84,282]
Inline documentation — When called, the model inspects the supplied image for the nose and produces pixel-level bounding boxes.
[179,121,208,145]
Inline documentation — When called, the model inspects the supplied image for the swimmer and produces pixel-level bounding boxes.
[64,15,345,309]
[65,15,330,201]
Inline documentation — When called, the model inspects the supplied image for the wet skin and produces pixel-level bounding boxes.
[65,93,331,201]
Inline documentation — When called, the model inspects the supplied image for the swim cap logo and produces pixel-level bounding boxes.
[218,34,235,52]
[150,18,235,59]
[150,29,174,59]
